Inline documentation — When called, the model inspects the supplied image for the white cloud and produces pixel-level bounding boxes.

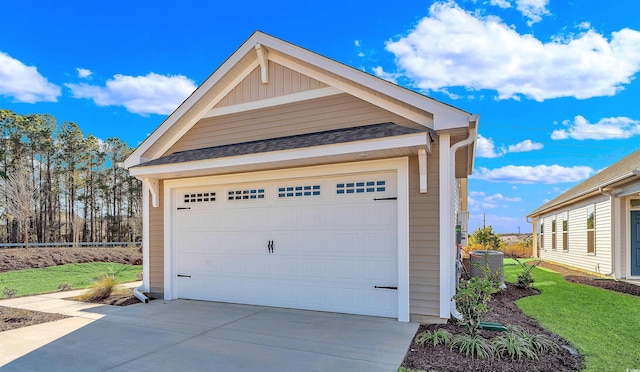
[66,73,196,116]
[76,68,92,79]
[484,193,522,203]
[477,135,542,158]
[507,139,544,152]
[551,115,640,140]
[472,164,594,184]
[377,2,640,101]
[468,191,520,211]
[516,0,550,26]
[0,51,61,103]
[490,0,511,9]
[476,134,506,158]
[354,40,361,47]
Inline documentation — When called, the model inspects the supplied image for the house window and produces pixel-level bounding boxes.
[631,199,640,207]
[278,185,320,198]
[184,192,216,203]
[562,213,568,251]
[539,222,544,250]
[228,189,265,201]
[587,205,595,254]
[336,180,386,195]
[551,217,557,251]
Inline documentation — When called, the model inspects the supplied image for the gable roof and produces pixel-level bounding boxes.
[124,31,475,169]
[134,123,423,168]
[529,149,640,216]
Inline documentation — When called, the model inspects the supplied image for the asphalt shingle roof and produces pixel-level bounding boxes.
[529,149,640,216]
[135,122,425,168]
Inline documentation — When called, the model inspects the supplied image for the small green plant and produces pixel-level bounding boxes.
[450,334,495,359]
[508,326,558,355]
[493,329,537,361]
[57,283,73,291]
[515,258,541,288]
[3,287,17,298]
[414,328,453,347]
[76,274,121,301]
[453,276,498,335]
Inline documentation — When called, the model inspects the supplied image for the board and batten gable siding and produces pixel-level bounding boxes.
[408,148,441,322]
[166,93,423,155]
[214,62,328,107]
[149,180,164,294]
[539,195,612,275]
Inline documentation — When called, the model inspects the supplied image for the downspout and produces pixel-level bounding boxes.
[134,284,149,303]
[599,187,616,277]
[448,117,478,320]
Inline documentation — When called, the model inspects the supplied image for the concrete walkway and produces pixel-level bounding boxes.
[0,285,418,371]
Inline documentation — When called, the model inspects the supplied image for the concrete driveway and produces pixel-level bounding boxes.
[1,299,418,371]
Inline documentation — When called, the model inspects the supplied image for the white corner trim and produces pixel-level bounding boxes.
[418,148,427,194]
[255,43,269,84]
[397,157,410,322]
[438,133,453,319]
[161,157,410,321]
[201,87,343,119]
[129,133,425,178]
[141,181,150,292]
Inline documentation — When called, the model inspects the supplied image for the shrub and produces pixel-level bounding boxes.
[414,328,453,347]
[76,274,121,301]
[453,276,498,336]
[3,287,17,298]
[450,334,495,360]
[515,258,541,288]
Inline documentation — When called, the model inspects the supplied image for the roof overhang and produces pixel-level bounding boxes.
[129,132,428,180]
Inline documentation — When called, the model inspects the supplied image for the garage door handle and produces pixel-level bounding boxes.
[374,286,397,290]
[177,274,191,278]
[373,197,397,201]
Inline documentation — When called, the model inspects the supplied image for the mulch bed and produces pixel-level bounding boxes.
[68,288,152,306]
[0,247,142,273]
[0,306,67,332]
[402,284,582,372]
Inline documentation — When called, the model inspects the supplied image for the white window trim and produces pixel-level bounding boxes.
[162,157,411,322]
[627,198,640,279]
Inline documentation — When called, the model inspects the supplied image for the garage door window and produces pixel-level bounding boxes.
[278,185,320,198]
[184,192,216,203]
[228,189,265,201]
[336,180,386,195]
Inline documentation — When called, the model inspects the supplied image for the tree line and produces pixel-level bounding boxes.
[0,109,142,245]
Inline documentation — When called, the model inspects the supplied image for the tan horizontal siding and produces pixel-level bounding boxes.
[408,149,441,322]
[214,61,328,108]
[167,93,420,154]
[149,180,164,293]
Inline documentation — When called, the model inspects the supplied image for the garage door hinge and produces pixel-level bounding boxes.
[373,197,397,201]
[374,286,398,290]
[177,207,191,210]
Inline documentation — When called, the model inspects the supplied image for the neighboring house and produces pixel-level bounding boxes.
[528,150,640,280]
[123,31,479,323]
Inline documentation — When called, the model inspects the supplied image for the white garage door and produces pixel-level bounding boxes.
[173,171,398,317]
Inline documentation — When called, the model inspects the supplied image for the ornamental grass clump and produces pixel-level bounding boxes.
[414,328,453,347]
[76,274,122,301]
[450,334,495,360]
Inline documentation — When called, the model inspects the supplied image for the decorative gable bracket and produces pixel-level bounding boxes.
[255,43,269,84]
[143,177,160,208]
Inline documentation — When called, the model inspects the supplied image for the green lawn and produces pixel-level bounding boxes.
[0,262,142,298]
[504,259,640,371]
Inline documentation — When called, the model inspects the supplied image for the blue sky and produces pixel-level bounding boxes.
[1,0,639,233]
